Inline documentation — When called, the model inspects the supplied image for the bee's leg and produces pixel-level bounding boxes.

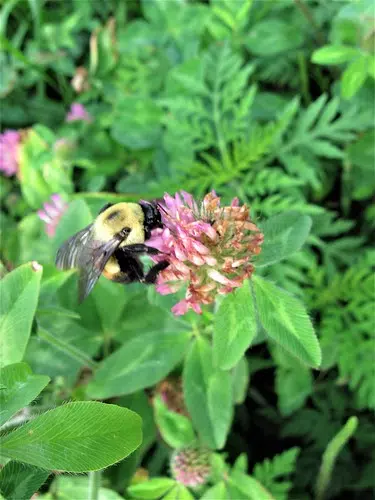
[144,261,170,284]
[115,251,145,283]
[123,244,160,255]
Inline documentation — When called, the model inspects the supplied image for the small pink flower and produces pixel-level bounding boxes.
[0,130,20,176]
[37,194,68,238]
[65,103,92,123]
[147,191,263,316]
[171,447,211,487]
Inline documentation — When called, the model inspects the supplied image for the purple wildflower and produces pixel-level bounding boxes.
[37,194,68,238]
[66,103,92,123]
[0,130,20,176]
[147,191,264,316]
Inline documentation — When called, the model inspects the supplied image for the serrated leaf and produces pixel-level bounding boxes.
[0,262,42,367]
[253,276,321,368]
[0,362,50,427]
[312,45,359,65]
[246,19,303,56]
[307,139,344,158]
[128,478,175,499]
[0,461,49,500]
[183,337,233,449]
[87,331,190,399]
[341,56,368,99]
[111,97,162,150]
[257,212,312,267]
[253,447,300,500]
[153,395,195,449]
[0,402,142,472]
[213,281,256,369]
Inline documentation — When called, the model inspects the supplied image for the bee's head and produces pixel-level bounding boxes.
[139,200,163,231]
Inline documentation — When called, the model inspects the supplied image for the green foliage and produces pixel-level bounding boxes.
[253,448,300,500]
[0,0,373,498]
[0,402,142,472]
[0,262,42,367]
[183,337,233,449]
[0,362,49,427]
[213,280,256,370]
[253,276,321,368]
[0,462,49,500]
[308,250,375,409]
[153,396,195,449]
[87,330,191,399]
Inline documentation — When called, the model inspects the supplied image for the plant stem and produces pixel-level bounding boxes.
[315,417,358,500]
[38,327,98,370]
[297,51,311,105]
[88,470,101,500]
[294,0,325,46]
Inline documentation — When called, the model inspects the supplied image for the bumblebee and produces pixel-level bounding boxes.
[55,201,169,302]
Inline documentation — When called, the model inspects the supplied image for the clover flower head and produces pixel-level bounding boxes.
[66,102,92,123]
[53,138,75,158]
[147,191,263,315]
[37,194,68,238]
[0,130,20,176]
[171,447,211,487]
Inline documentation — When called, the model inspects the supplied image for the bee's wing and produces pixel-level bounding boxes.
[55,225,123,303]
[55,225,93,271]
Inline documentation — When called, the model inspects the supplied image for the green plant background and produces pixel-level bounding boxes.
[0,0,374,499]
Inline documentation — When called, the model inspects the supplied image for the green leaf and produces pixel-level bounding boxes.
[49,476,125,500]
[311,45,359,65]
[341,55,369,99]
[0,461,49,500]
[163,484,194,500]
[253,447,300,500]
[128,478,175,499]
[154,395,195,449]
[111,97,162,150]
[0,262,42,367]
[368,53,375,79]
[257,212,312,267]
[0,402,142,472]
[0,362,50,427]
[183,337,233,449]
[232,356,250,405]
[253,276,321,368]
[87,331,190,399]
[245,19,303,56]
[201,481,228,499]
[213,281,256,370]
[229,471,275,499]
[307,139,344,159]
[276,363,313,417]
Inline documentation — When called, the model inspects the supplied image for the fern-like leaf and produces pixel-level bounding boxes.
[253,448,300,500]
